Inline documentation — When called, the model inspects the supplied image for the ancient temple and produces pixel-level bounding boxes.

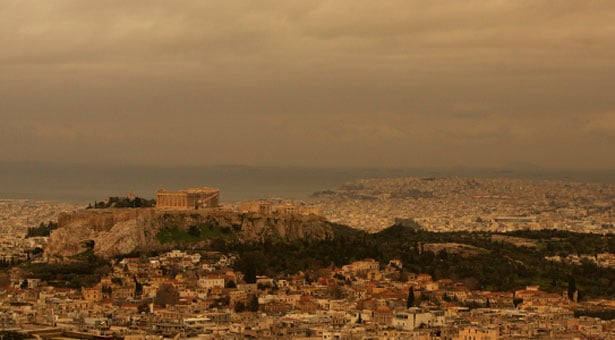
[156,187,220,209]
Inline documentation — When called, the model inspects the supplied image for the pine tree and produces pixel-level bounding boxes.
[407,286,415,308]
[567,277,576,301]
[247,294,259,312]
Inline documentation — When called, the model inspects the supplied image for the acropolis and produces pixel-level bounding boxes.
[156,187,220,210]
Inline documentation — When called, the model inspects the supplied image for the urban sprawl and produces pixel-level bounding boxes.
[0,177,614,339]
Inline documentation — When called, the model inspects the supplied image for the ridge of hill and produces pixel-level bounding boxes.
[42,209,615,298]
[45,208,334,259]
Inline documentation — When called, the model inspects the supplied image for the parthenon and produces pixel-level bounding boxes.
[156,187,220,210]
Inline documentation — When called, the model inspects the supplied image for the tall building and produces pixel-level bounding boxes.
[156,187,220,210]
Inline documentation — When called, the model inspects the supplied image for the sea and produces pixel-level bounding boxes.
[1,162,614,204]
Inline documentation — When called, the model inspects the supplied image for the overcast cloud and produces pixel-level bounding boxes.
[1,0,614,168]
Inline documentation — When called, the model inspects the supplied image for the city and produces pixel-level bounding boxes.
[2,1,615,339]
[0,181,613,339]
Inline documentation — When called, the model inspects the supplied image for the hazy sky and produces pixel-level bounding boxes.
[2,1,615,168]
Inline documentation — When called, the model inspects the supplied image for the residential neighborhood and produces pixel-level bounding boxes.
[2,250,614,339]
[0,188,613,340]
[311,177,615,234]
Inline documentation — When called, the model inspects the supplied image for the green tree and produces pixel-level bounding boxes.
[568,277,577,301]
[137,303,150,314]
[328,283,345,299]
[247,294,259,312]
[155,284,179,307]
[102,285,112,299]
[407,286,415,308]
[244,268,256,283]
[188,225,201,237]
[234,301,245,313]
[134,278,143,297]
[0,331,25,340]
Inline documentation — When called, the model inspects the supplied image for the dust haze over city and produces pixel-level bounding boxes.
[1,1,615,339]
[2,1,615,169]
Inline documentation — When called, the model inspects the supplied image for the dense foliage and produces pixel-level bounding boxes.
[0,331,28,340]
[17,217,615,299]
[227,223,615,299]
[155,283,180,307]
[88,196,155,209]
[574,309,615,320]
[25,221,58,237]
[21,252,110,288]
[156,222,235,245]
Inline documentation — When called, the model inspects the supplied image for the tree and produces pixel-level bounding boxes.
[567,277,577,301]
[247,294,259,312]
[234,301,245,313]
[243,264,257,284]
[328,283,345,299]
[155,284,179,307]
[102,285,113,297]
[407,286,415,308]
[398,271,409,282]
[188,225,201,237]
[134,278,143,297]
[0,331,25,340]
[137,303,150,314]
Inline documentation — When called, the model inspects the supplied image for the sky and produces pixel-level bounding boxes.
[1,1,615,169]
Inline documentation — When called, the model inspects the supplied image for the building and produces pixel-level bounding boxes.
[198,274,226,289]
[156,187,220,210]
[342,259,380,276]
[82,286,102,303]
[240,201,273,215]
[392,309,445,331]
[454,326,499,340]
[240,201,321,216]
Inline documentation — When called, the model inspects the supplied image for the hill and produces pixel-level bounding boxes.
[225,223,615,298]
[45,208,335,259]
[43,210,615,298]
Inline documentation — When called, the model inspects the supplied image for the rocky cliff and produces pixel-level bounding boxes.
[46,208,335,259]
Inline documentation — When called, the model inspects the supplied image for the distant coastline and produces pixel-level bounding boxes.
[1,161,614,203]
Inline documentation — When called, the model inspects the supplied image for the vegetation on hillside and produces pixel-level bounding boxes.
[87,196,155,209]
[156,222,235,245]
[25,221,58,237]
[21,251,110,288]
[228,222,615,299]
[146,218,615,299]
[16,216,615,299]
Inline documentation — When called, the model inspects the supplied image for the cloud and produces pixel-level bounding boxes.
[1,1,615,167]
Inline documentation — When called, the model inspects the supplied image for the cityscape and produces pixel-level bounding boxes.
[0,178,613,339]
[2,0,615,339]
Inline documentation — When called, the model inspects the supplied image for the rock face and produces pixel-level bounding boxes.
[46,209,335,259]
